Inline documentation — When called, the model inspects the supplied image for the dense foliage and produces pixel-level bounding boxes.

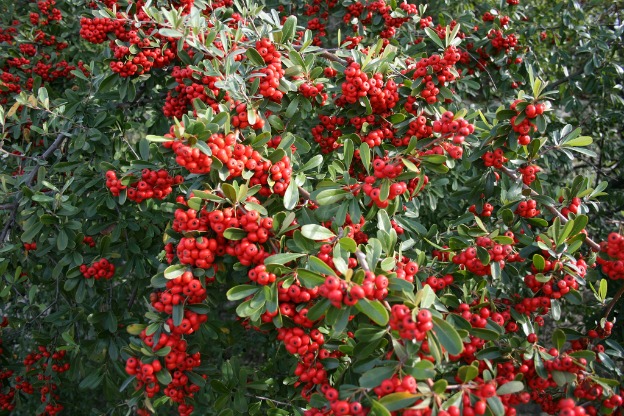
[0,0,623,415]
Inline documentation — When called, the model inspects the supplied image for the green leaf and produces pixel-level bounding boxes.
[223,228,247,240]
[424,27,445,49]
[496,381,524,395]
[296,269,326,288]
[186,371,207,387]
[79,370,103,390]
[532,254,545,271]
[339,237,357,253]
[458,365,478,382]
[159,28,182,38]
[359,365,397,388]
[227,285,260,301]
[281,16,297,43]
[172,304,184,327]
[301,224,335,240]
[487,396,505,416]
[316,189,349,205]
[308,256,336,276]
[57,229,68,251]
[264,253,305,265]
[431,316,464,355]
[301,155,323,171]
[370,400,392,416]
[360,142,371,174]
[145,135,172,142]
[562,136,592,147]
[246,47,266,66]
[156,369,172,385]
[164,264,186,280]
[283,180,299,210]
[119,375,136,392]
[552,329,566,352]
[378,392,419,412]
[307,298,331,321]
[354,298,389,326]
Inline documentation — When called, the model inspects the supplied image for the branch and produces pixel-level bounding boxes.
[355,249,370,272]
[293,45,348,66]
[603,283,624,321]
[499,166,601,251]
[0,203,16,210]
[0,133,66,245]
[546,67,585,91]
[297,185,311,201]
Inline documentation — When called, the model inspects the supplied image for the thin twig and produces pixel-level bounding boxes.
[127,284,139,310]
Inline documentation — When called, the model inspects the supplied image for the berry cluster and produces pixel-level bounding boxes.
[560,196,582,218]
[339,63,370,104]
[518,164,540,185]
[361,177,407,209]
[423,274,454,292]
[83,236,95,247]
[410,47,462,104]
[524,257,587,299]
[163,126,212,174]
[151,271,208,314]
[24,242,37,251]
[316,243,358,273]
[488,29,519,52]
[510,100,545,144]
[251,38,284,102]
[373,374,417,399]
[469,202,494,217]
[176,237,219,269]
[515,199,540,218]
[105,169,183,203]
[311,115,346,153]
[125,357,163,398]
[452,237,516,276]
[319,272,388,308]
[18,346,70,416]
[230,101,265,130]
[248,264,276,285]
[389,305,432,341]
[79,16,115,44]
[79,258,115,279]
[597,232,624,280]
[163,66,225,118]
[403,114,433,144]
[81,6,177,77]
[308,384,365,416]
[482,149,508,168]
[432,111,475,145]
